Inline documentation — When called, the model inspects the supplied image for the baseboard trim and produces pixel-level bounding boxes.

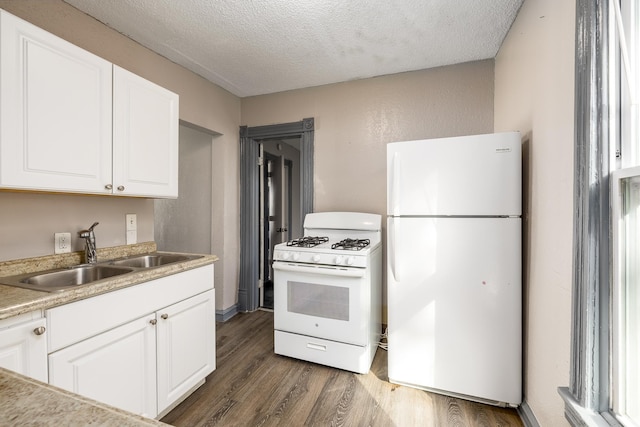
[216,304,238,322]
[518,400,540,427]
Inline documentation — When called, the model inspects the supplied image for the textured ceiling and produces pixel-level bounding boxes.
[63,0,523,97]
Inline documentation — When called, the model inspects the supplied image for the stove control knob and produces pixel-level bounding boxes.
[292,252,300,261]
[335,255,344,264]
[312,254,321,263]
[346,256,355,266]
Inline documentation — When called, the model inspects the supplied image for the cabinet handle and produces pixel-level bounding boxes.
[33,326,46,335]
[149,319,157,325]
[104,184,113,190]
[161,313,169,320]
[117,185,125,191]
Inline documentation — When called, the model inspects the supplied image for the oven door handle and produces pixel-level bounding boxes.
[272,262,366,278]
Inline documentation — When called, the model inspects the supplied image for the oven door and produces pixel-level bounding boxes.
[273,262,370,346]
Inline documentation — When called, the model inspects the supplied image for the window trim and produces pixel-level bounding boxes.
[559,0,614,425]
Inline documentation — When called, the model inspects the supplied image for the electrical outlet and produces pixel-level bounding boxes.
[126,230,137,245]
[54,232,71,254]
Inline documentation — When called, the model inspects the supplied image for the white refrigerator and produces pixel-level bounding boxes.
[386,132,522,407]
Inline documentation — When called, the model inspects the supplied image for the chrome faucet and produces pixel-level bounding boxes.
[79,222,99,264]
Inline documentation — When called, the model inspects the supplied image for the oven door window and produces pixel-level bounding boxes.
[287,281,349,321]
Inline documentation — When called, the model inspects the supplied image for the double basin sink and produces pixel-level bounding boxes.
[0,253,203,293]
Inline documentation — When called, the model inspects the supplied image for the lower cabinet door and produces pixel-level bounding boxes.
[156,290,216,413]
[48,314,158,418]
[0,316,47,382]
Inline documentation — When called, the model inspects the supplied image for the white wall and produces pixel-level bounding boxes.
[0,192,153,261]
[494,0,575,425]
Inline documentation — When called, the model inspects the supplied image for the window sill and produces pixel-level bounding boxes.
[558,387,622,427]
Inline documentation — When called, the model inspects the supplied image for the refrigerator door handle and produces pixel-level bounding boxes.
[388,219,400,282]
[390,152,400,216]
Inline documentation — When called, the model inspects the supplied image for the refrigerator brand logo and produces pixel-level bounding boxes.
[495,147,512,153]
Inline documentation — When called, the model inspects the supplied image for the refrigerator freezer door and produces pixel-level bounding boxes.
[387,216,522,406]
[387,132,521,217]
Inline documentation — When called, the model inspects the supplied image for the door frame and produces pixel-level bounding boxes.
[238,118,314,312]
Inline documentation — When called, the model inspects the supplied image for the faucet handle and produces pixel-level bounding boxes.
[79,222,98,238]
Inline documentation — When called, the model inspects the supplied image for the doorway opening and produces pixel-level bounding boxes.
[238,118,314,312]
[260,140,299,309]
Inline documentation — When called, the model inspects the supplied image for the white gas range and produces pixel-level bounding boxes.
[272,212,382,374]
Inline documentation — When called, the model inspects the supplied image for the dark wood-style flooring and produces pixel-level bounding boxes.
[161,310,523,427]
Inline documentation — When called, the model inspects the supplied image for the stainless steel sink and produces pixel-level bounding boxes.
[107,253,203,268]
[0,252,204,293]
[2,265,135,293]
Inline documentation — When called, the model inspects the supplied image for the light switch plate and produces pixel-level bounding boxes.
[126,213,137,231]
[54,232,71,254]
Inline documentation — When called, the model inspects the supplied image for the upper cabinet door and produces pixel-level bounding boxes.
[113,66,179,198]
[0,10,113,194]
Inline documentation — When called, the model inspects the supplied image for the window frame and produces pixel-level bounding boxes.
[611,0,640,422]
[558,0,614,424]
[560,0,639,426]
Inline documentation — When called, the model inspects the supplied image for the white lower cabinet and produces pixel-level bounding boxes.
[46,264,215,419]
[0,311,48,383]
[48,314,158,417]
[157,290,216,414]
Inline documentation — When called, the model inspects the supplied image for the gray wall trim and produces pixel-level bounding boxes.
[562,0,612,424]
[300,118,315,217]
[245,118,313,138]
[238,130,260,312]
[238,119,314,312]
[517,400,540,427]
[216,304,238,322]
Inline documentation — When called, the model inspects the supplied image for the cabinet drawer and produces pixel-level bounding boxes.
[0,311,43,330]
[274,330,373,374]
[46,264,213,352]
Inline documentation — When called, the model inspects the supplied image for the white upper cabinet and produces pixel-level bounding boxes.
[0,10,113,194]
[0,10,179,198]
[113,66,179,198]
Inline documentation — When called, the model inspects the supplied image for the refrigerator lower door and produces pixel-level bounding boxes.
[387,216,522,406]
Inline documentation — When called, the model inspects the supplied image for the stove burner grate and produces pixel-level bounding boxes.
[286,236,329,248]
[331,238,370,251]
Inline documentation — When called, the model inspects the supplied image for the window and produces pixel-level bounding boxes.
[560,0,639,426]
[611,0,640,425]
[612,174,640,425]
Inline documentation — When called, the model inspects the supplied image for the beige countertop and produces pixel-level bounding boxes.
[0,367,169,426]
[0,242,218,320]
